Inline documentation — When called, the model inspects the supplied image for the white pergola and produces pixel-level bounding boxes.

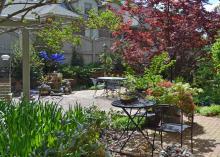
[0,4,79,101]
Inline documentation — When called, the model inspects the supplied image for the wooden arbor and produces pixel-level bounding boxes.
[0,18,32,100]
[0,6,79,101]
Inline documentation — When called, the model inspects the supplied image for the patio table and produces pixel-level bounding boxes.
[97,77,126,96]
[111,99,156,156]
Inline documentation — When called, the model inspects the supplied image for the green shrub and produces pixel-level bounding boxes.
[124,52,175,92]
[59,63,103,87]
[109,110,145,130]
[71,48,83,66]
[194,46,220,104]
[11,45,44,84]
[196,105,220,116]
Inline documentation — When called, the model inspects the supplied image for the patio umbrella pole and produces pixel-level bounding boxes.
[21,28,30,101]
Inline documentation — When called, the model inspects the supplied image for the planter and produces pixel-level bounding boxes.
[120,96,138,104]
[38,84,51,96]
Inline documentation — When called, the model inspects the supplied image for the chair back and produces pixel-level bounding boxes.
[90,78,98,86]
[106,80,121,90]
[154,105,181,124]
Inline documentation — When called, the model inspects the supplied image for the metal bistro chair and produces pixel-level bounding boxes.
[105,79,122,96]
[153,105,194,153]
[90,78,105,97]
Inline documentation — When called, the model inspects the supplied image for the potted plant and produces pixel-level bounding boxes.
[146,81,202,124]
[120,92,138,104]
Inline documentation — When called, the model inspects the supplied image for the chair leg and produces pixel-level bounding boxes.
[191,114,194,153]
[181,132,183,147]
[160,130,163,148]
[93,89,97,98]
[152,129,157,157]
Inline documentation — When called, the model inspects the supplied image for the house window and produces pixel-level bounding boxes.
[84,3,92,15]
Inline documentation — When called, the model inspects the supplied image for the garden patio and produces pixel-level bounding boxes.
[16,89,220,157]
[1,0,220,157]
[47,90,220,157]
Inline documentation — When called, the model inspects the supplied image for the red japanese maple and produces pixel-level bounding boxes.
[111,0,220,72]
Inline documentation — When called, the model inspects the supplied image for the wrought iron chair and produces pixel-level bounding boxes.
[90,78,105,97]
[153,105,194,153]
[105,79,122,96]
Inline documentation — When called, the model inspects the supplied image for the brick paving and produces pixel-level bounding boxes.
[193,116,220,157]
[38,90,220,157]
[154,115,220,157]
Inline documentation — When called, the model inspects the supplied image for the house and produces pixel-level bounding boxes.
[0,0,114,64]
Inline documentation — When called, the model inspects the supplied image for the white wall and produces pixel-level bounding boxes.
[0,32,18,55]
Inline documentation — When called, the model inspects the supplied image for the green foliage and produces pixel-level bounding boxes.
[194,58,220,104]
[59,65,91,80]
[145,52,176,76]
[87,9,121,31]
[124,52,174,92]
[211,35,220,69]
[147,81,202,113]
[59,64,102,86]
[196,105,220,116]
[108,110,145,130]
[11,45,44,82]
[99,52,114,75]
[194,44,220,104]
[36,19,82,52]
[0,100,107,157]
[71,48,83,66]
[59,65,77,79]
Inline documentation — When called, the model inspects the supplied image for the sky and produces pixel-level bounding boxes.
[205,0,220,11]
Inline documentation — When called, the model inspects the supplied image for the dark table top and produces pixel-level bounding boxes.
[112,99,156,109]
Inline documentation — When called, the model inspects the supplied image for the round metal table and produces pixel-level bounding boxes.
[112,99,155,108]
[111,99,156,155]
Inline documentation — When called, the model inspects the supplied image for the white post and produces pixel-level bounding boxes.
[21,28,30,101]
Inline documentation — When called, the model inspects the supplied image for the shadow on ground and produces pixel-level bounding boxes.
[151,122,218,157]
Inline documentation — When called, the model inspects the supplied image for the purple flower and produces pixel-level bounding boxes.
[39,51,65,64]
[50,53,65,64]
[39,51,49,60]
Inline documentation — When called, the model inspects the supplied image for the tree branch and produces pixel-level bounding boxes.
[0,0,60,24]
